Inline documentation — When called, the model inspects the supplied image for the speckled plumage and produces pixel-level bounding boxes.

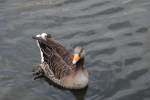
[33,33,88,89]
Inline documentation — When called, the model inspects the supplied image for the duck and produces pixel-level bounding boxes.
[32,33,88,89]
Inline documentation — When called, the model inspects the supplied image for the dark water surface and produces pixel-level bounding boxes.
[0,0,150,100]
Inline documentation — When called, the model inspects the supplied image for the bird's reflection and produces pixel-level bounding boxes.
[44,77,88,100]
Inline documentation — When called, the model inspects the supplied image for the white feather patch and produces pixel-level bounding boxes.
[35,33,48,63]
[36,40,44,63]
[41,33,47,40]
[36,34,41,37]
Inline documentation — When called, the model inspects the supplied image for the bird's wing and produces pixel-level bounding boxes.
[46,38,73,65]
[33,36,73,65]
[38,41,71,79]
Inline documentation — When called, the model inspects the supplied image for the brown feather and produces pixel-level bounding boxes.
[33,34,88,89]
[40,43,71,79]
[40,37,73,65]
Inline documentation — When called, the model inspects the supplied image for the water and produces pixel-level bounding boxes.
[0,0,150,100]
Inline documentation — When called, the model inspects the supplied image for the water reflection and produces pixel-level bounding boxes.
[44,77,88,100]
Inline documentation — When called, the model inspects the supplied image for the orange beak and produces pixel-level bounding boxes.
[72,54,80,64]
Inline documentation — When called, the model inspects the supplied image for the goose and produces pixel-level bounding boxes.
[32,33,88,89]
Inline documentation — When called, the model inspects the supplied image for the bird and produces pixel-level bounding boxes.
[32,33,88,89]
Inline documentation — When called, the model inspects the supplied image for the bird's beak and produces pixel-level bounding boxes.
[72,54,80,64]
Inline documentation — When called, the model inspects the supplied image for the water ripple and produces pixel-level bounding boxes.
[0,0,149,100]
[79,7,124,18]
[81,1,111,11]
[108,21,132,30]
[72,37,114,47]
[125,57,142,66]
[90,47,117,58]
[127,41,143,47]
[136,27,148,33]
[123,32,133,36]
[127,68,148,80]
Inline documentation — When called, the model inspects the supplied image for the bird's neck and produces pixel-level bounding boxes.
[76,58,84,70]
